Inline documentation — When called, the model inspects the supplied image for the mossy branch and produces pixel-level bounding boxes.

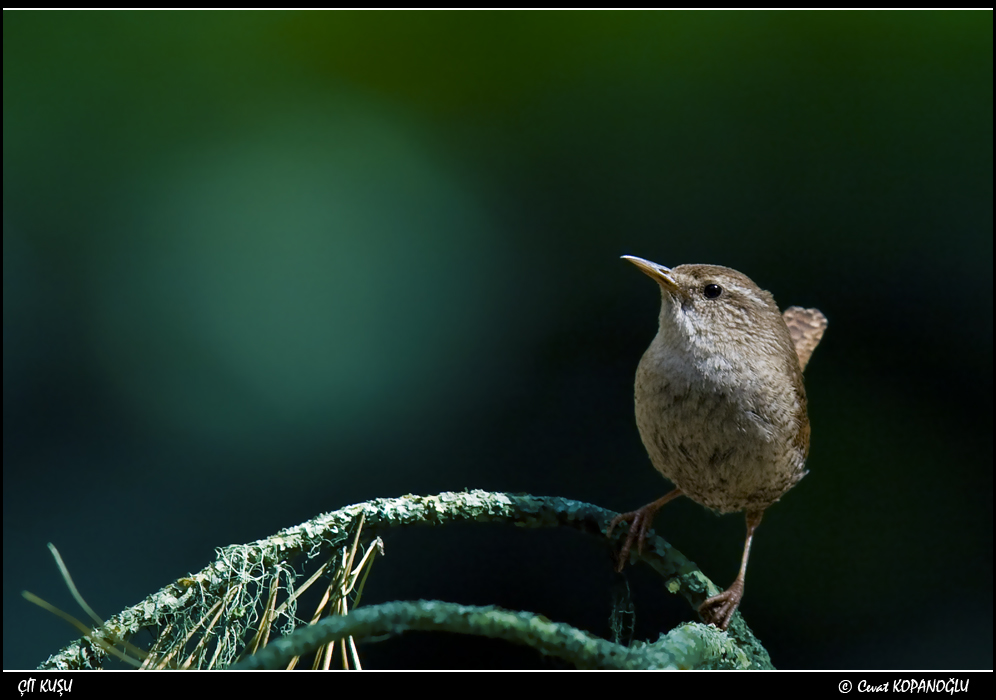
[234,600,760,670]
[36,490,773,670]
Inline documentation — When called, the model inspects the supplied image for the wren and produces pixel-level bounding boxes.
[609,255,827,630]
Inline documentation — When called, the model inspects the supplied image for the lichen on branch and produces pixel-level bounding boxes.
[37,490,773,670]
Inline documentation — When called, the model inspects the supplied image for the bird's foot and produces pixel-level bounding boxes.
[606,503,661,572]
[698,580,744,631]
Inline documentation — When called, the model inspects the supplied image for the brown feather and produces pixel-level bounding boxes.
[782,306,827,371]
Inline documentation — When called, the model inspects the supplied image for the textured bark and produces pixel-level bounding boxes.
[38,490,773,670]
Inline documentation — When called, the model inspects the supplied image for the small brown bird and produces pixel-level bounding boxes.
[610,256,826,630]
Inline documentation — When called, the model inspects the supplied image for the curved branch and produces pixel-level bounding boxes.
[234,600,761,670]
[38,490,772,670]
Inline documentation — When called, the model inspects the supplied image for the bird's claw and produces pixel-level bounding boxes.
[698,582,744,631]
[607,506,657,572]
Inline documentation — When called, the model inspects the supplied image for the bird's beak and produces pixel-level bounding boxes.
[622,255,680,293]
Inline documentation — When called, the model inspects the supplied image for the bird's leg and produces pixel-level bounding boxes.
[607,488,683,572]
[699,509,764,630]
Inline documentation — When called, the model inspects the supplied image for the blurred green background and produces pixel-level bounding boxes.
[4,11,991,670]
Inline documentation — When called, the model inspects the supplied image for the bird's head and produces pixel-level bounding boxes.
[622,255,791,370]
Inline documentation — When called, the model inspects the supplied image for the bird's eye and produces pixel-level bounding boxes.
[703,283,723,299]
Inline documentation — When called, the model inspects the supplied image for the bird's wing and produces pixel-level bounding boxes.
[782,306,827,371]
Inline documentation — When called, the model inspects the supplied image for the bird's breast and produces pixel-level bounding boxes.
[634,339,807,513]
